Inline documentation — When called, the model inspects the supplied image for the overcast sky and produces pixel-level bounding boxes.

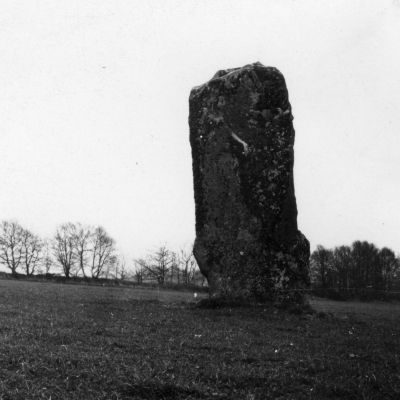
[0,0,399,262]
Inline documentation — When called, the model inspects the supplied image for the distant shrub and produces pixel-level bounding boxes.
[312,288,349,301]
[312,287,400,302]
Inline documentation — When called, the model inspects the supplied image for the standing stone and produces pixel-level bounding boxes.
[189,62,310,302]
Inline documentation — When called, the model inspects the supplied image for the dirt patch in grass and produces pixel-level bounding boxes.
[0,279,399,399]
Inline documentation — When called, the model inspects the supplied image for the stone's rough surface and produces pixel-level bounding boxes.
[189,62,310,302]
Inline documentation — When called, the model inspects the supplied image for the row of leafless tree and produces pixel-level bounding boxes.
[52,222,117,278]
[134,245,201,286]
[0,220,118,278]
[0,220,202,285]
[0,221,43,276]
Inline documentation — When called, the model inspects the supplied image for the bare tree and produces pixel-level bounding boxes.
[105,254,128,280]
[73,223,92,277]
[102,254,116,279]
[40,239,53,274]
[53,223,77,278]
[169,252,179,283]
[90,226,115,279]
[116,256,128,280]
[21,229,43,276]
[133,258,146,284]
[379,247,399,291]
[179,246,197,285]
[143,246,174,285]
[0,221,25,276]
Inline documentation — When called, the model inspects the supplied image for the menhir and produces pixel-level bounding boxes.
[189,62,310,302]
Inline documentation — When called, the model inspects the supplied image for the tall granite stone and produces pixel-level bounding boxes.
[189,62,310,302]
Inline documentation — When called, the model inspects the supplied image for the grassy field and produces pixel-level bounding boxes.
[0,280,399,399]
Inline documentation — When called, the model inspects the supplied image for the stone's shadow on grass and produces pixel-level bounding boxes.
[193,297,315,316]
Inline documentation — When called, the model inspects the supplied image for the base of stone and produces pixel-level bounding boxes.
[193,296,314,315]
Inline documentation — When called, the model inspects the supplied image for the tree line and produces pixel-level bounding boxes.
[310,241,400,292]
[0,220,201,286]
[134,245,200,286]
[3,220,398,292]
[0,221,119,279]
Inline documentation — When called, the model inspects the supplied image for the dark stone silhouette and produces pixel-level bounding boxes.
[189,62,310,302]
